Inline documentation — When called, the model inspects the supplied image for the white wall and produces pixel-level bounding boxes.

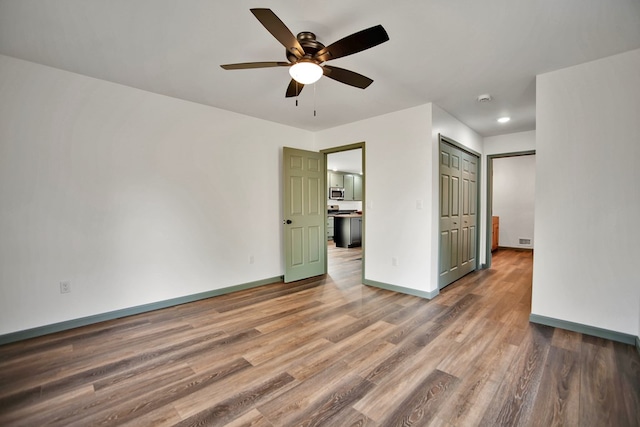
[533,48,640,336]
[316,105,434,293]
[484,130,536,156]
[316,103,482,295]
[0,55,314,335]
[492,155,536,248]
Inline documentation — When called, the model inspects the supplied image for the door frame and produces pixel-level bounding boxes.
[438,134,481,288]
[485,150,536,268]
[320,142,365,283]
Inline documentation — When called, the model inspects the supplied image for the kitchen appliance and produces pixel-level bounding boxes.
[329,187,345,200]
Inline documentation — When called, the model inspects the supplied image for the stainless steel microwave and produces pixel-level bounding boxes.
[329,187,345,200]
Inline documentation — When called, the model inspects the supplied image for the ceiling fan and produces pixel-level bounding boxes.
[220,8,389,98]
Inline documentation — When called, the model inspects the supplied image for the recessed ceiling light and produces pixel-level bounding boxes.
[497,116,511,123]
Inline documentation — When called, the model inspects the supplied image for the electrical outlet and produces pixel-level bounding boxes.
[249,255,255,264]
[416,200,423,210]
[60,281,71,294]
[392,257,398,266]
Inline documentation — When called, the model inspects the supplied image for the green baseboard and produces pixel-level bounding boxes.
[529,313,636,345]
[0,276,283,346]
[636,336,640,356]
[363,279,439,300]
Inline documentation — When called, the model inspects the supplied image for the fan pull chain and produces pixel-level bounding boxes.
[313,83,317,117]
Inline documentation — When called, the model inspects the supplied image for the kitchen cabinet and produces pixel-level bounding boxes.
[327,216,334,240]
[343,174,354,200]
[353,175,363,201]
[492,216,499,251]
[334,215,362,248]
[336,173,362,201]
[328,171,344,188]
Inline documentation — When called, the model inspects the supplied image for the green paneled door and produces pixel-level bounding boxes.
[439,140,478,289]
[283,147,326,282]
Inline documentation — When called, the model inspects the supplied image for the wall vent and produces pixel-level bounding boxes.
[519,238,532,245]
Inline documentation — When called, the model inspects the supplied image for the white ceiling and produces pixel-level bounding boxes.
[1,1,639,137]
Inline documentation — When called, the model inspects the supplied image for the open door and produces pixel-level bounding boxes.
[283,147,326,282]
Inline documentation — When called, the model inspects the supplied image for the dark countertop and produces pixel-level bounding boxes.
[328,210,360,217]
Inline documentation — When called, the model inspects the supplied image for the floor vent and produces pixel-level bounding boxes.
[519,238,532,245]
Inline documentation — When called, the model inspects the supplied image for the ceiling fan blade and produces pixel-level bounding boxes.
[251,8,305,59]
[323,65,373,89]
[285,79,304,97]
[315,25,389,63]
[220,61,290,70]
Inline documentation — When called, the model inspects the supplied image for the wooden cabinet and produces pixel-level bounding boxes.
[492,216,499,251]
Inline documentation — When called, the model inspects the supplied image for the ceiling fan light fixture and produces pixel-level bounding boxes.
[289,61,323,85]
[221,9,389,97]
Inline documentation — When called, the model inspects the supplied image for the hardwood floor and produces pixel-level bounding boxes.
[0,246,638,426]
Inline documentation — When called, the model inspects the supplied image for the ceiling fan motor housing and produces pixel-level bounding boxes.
[287,32,325,63]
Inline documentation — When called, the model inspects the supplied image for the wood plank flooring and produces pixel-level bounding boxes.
[1,246,638,426]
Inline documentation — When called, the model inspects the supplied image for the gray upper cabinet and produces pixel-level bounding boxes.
[353,175,363,201]
[328,171,362,201]
[343,174,354,200]
[328,171,344,188]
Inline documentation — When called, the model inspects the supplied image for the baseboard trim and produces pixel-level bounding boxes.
[529,313,636,345]
[636,336,640,356]
[363,279,439,300]
[0,276,283,346]
[497,246,534,251]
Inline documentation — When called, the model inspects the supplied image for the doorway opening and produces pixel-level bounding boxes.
[486,151,536,268]
[322,143,365,283]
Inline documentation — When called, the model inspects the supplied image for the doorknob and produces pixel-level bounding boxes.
[284,219,292,224]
